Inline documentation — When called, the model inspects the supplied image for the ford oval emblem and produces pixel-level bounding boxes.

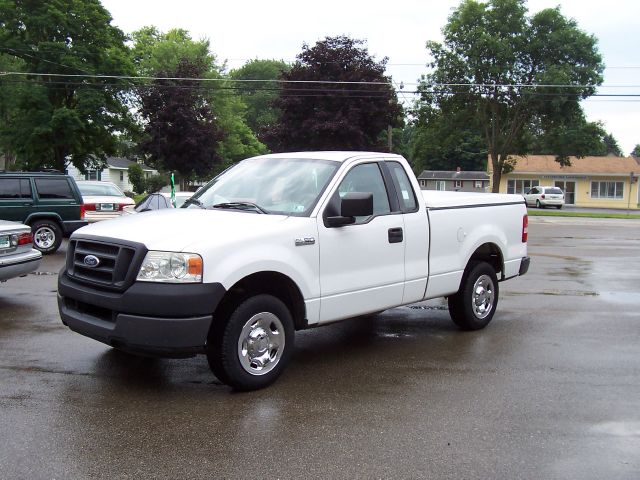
[83,255,100,268]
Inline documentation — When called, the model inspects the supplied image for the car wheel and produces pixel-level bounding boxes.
[448,261,499,331]
[31,220,62,254]
[556,205,562,209]
[207,294,294,390]
[536,200,542,209]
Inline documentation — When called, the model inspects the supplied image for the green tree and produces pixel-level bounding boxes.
[230,59,290,136]
[631,144,640,158]
[602,133,623,156]
[127,163,145,193]
[409,103,487,175]
[0,0,135,172]
[419,0,604,192]
[263,36,403,152]
[131,27,266,167]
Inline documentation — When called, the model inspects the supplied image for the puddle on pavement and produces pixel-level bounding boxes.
[591,421,640,437]
[598,291,640,306]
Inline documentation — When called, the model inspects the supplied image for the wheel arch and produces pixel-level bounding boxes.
[213,271,307,331]
[25,213,63,227]
[466,242,504,279]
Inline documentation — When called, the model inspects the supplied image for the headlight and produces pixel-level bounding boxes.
[136,251,203,283]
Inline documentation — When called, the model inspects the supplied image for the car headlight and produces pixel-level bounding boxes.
[136,251,203,283]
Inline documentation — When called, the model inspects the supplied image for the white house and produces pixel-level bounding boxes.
[67,157,157,193]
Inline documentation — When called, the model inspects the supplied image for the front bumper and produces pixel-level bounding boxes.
[58,272,226,357]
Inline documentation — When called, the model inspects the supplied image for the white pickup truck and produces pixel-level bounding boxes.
[58,152,530,390]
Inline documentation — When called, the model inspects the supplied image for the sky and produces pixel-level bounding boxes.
[100,0,640,156]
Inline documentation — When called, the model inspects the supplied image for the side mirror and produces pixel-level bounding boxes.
[326,192,373,227]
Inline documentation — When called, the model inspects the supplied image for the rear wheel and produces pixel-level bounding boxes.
[556,205,563,209]
[448,261,499,331]
[31,219,62,254]
[207,294,294,390]
[536,200,542,209]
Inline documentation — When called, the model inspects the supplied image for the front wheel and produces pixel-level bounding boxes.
[448,261,499,331]
[207,294,294,390]
[31,220,62,254]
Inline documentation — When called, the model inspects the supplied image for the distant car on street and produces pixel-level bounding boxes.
[0,220,42,283]
[523,186,565,209]
[76,181,135,223]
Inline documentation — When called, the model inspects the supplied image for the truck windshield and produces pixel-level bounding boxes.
[187,157,340,216]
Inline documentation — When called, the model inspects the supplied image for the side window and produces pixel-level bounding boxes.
[0,178,32,199]
[34,178,74,199]
[387,162,418,212]
[337,163,390,223]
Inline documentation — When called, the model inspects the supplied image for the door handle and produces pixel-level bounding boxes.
[388,227,403,243]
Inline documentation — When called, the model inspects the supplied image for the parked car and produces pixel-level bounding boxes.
[0,171,87,254]
[0,220,42,282]
[523,186,565,209]
[123,191,194,214]
[76,181,135,223]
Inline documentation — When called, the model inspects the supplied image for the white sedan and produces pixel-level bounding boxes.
[0,220,42,282]
[523,186,565,209]
[76,181,135,222]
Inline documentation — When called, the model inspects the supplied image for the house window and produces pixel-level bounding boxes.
[454,180,462,189]
[507,179,539,194]
[436,181,446,191]
[419,180,426,187]
[85,170,100,181]
[591,181,623,199]
[475,181,483,189]
[120,171,124,181]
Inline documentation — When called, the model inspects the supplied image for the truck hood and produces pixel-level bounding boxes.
[72,208,291,251]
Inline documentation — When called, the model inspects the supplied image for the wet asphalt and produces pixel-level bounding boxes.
[0,218,639,479]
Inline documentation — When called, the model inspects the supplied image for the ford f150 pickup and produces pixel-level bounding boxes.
[58,152,530,390]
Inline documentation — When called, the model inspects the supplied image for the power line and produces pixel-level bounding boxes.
[3,71,640,90]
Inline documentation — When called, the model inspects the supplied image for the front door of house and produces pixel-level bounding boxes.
[555,181,575,205]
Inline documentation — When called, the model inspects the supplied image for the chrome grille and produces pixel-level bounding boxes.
[67,238,143,291]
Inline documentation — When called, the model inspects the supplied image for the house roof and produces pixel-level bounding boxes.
[418,170,489,181]
[106,157,154,171]
[497,155,639,175]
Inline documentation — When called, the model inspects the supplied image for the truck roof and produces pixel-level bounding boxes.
[254,151,405,163]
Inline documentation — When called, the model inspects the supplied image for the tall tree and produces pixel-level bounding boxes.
[602,133,623,156]
[631,144,640,158]
[139,59,224,179]
[230,59,290,136]
[419,0,604,191]
[0,0,135,172]
[263,36,403,152]
[131,27,266,166]
[409,103,487,174]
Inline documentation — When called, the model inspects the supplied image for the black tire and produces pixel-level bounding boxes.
[31,219,62,254]
[206,294,294,391]
[448,261,499,331]
[536,200,543,209]
[556,205,563,209]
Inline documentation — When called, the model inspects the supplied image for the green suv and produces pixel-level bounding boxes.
[0,172,87,254]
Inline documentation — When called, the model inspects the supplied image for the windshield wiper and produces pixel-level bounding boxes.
[183,197,205,209]
[211,202,269,214]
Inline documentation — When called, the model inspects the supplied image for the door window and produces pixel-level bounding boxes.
[337,163,390,223]
[0,178,32,199]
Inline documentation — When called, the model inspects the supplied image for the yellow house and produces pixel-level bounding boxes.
[489,155,640,209]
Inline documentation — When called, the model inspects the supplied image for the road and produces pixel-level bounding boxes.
[1,218,639,479]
